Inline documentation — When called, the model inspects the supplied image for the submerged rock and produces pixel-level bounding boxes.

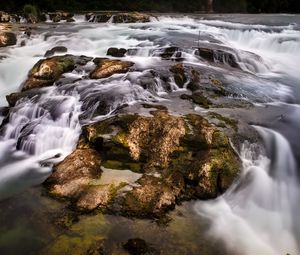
[196,47,240,68]
[90,58,134,79]
[45,110,240,217]
[22,55,76,91]
[123,238,157,255]
[170,63,187,88]
[107,47,127,57]
[0,32,17,47]
[44,46,68,57]
[158,46,183,61]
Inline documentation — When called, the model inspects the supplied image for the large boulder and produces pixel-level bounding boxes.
[90,58,134,79]
[22,55,75,91]
[45,110,240,217]
[0,32,17,47]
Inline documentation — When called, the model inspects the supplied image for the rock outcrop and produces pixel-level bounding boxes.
[46,110,240,217]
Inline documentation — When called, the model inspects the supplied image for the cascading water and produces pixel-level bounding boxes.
[195,126,300,255]
[0,14,299,254]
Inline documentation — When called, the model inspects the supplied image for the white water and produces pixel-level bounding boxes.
[195,127,300,255]
[0,16,299,253]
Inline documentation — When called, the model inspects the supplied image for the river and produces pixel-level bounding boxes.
[0,13,299,255]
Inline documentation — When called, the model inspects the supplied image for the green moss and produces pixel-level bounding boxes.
[103,160,142,173]
[211,130,229,147]
[208,112,238,131]
[23,4,39,18]
[191,92,212,109]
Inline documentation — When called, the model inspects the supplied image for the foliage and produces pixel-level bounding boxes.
[23,4,38,17]
[1,0,300,13]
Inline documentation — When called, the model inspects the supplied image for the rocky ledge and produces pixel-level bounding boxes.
[45,110,240,218]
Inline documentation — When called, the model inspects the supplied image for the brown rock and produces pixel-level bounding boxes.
[46,148,102,197]
[90,59,134,79]
[22,55,75,91]
[0,32,17,47]
[170,63,187,88]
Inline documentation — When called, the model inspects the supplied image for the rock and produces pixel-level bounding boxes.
[82,111,239,215]
[113,12,150,23]
[6,90,39,107]
[123,238,157,255]
[0,11,11,23]
[44,46,68,57]
[45,148,127,212]
[39,13,47,22]
[92,14,112,23]
[186,69,201,92]
[107,47,127,57]
[49,12,74,22]
[22,55,75,91]
[159,47,183,61]
[52,15,61,23]
[0,32,17,47]
[170,63,187,88]
[191,92,212,109]
[46,110,240,216]
[46,148,102,197]
[90,58,134,79]
[85,13,94,21]
[66,18,75,23]
[27,14,38,23]
[24,27,32,37]
[196,47,240,68]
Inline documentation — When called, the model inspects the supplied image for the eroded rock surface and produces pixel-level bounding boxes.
[46,110,240,217]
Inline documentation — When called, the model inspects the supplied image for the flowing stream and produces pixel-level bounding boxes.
[0,14,299,254]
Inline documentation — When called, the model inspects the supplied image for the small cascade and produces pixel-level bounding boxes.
[195,127,300,255]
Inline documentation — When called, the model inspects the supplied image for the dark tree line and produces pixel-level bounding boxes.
[1,0,300,13]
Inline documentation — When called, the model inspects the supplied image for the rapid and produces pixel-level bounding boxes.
[0,13,299,254]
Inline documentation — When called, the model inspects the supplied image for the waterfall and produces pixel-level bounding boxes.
[194,126,300,255]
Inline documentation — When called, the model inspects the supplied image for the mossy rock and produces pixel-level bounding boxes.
[22,55,75,91]
[208,112,238,131]
[46,111,240,217]
[191,92,212,109]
